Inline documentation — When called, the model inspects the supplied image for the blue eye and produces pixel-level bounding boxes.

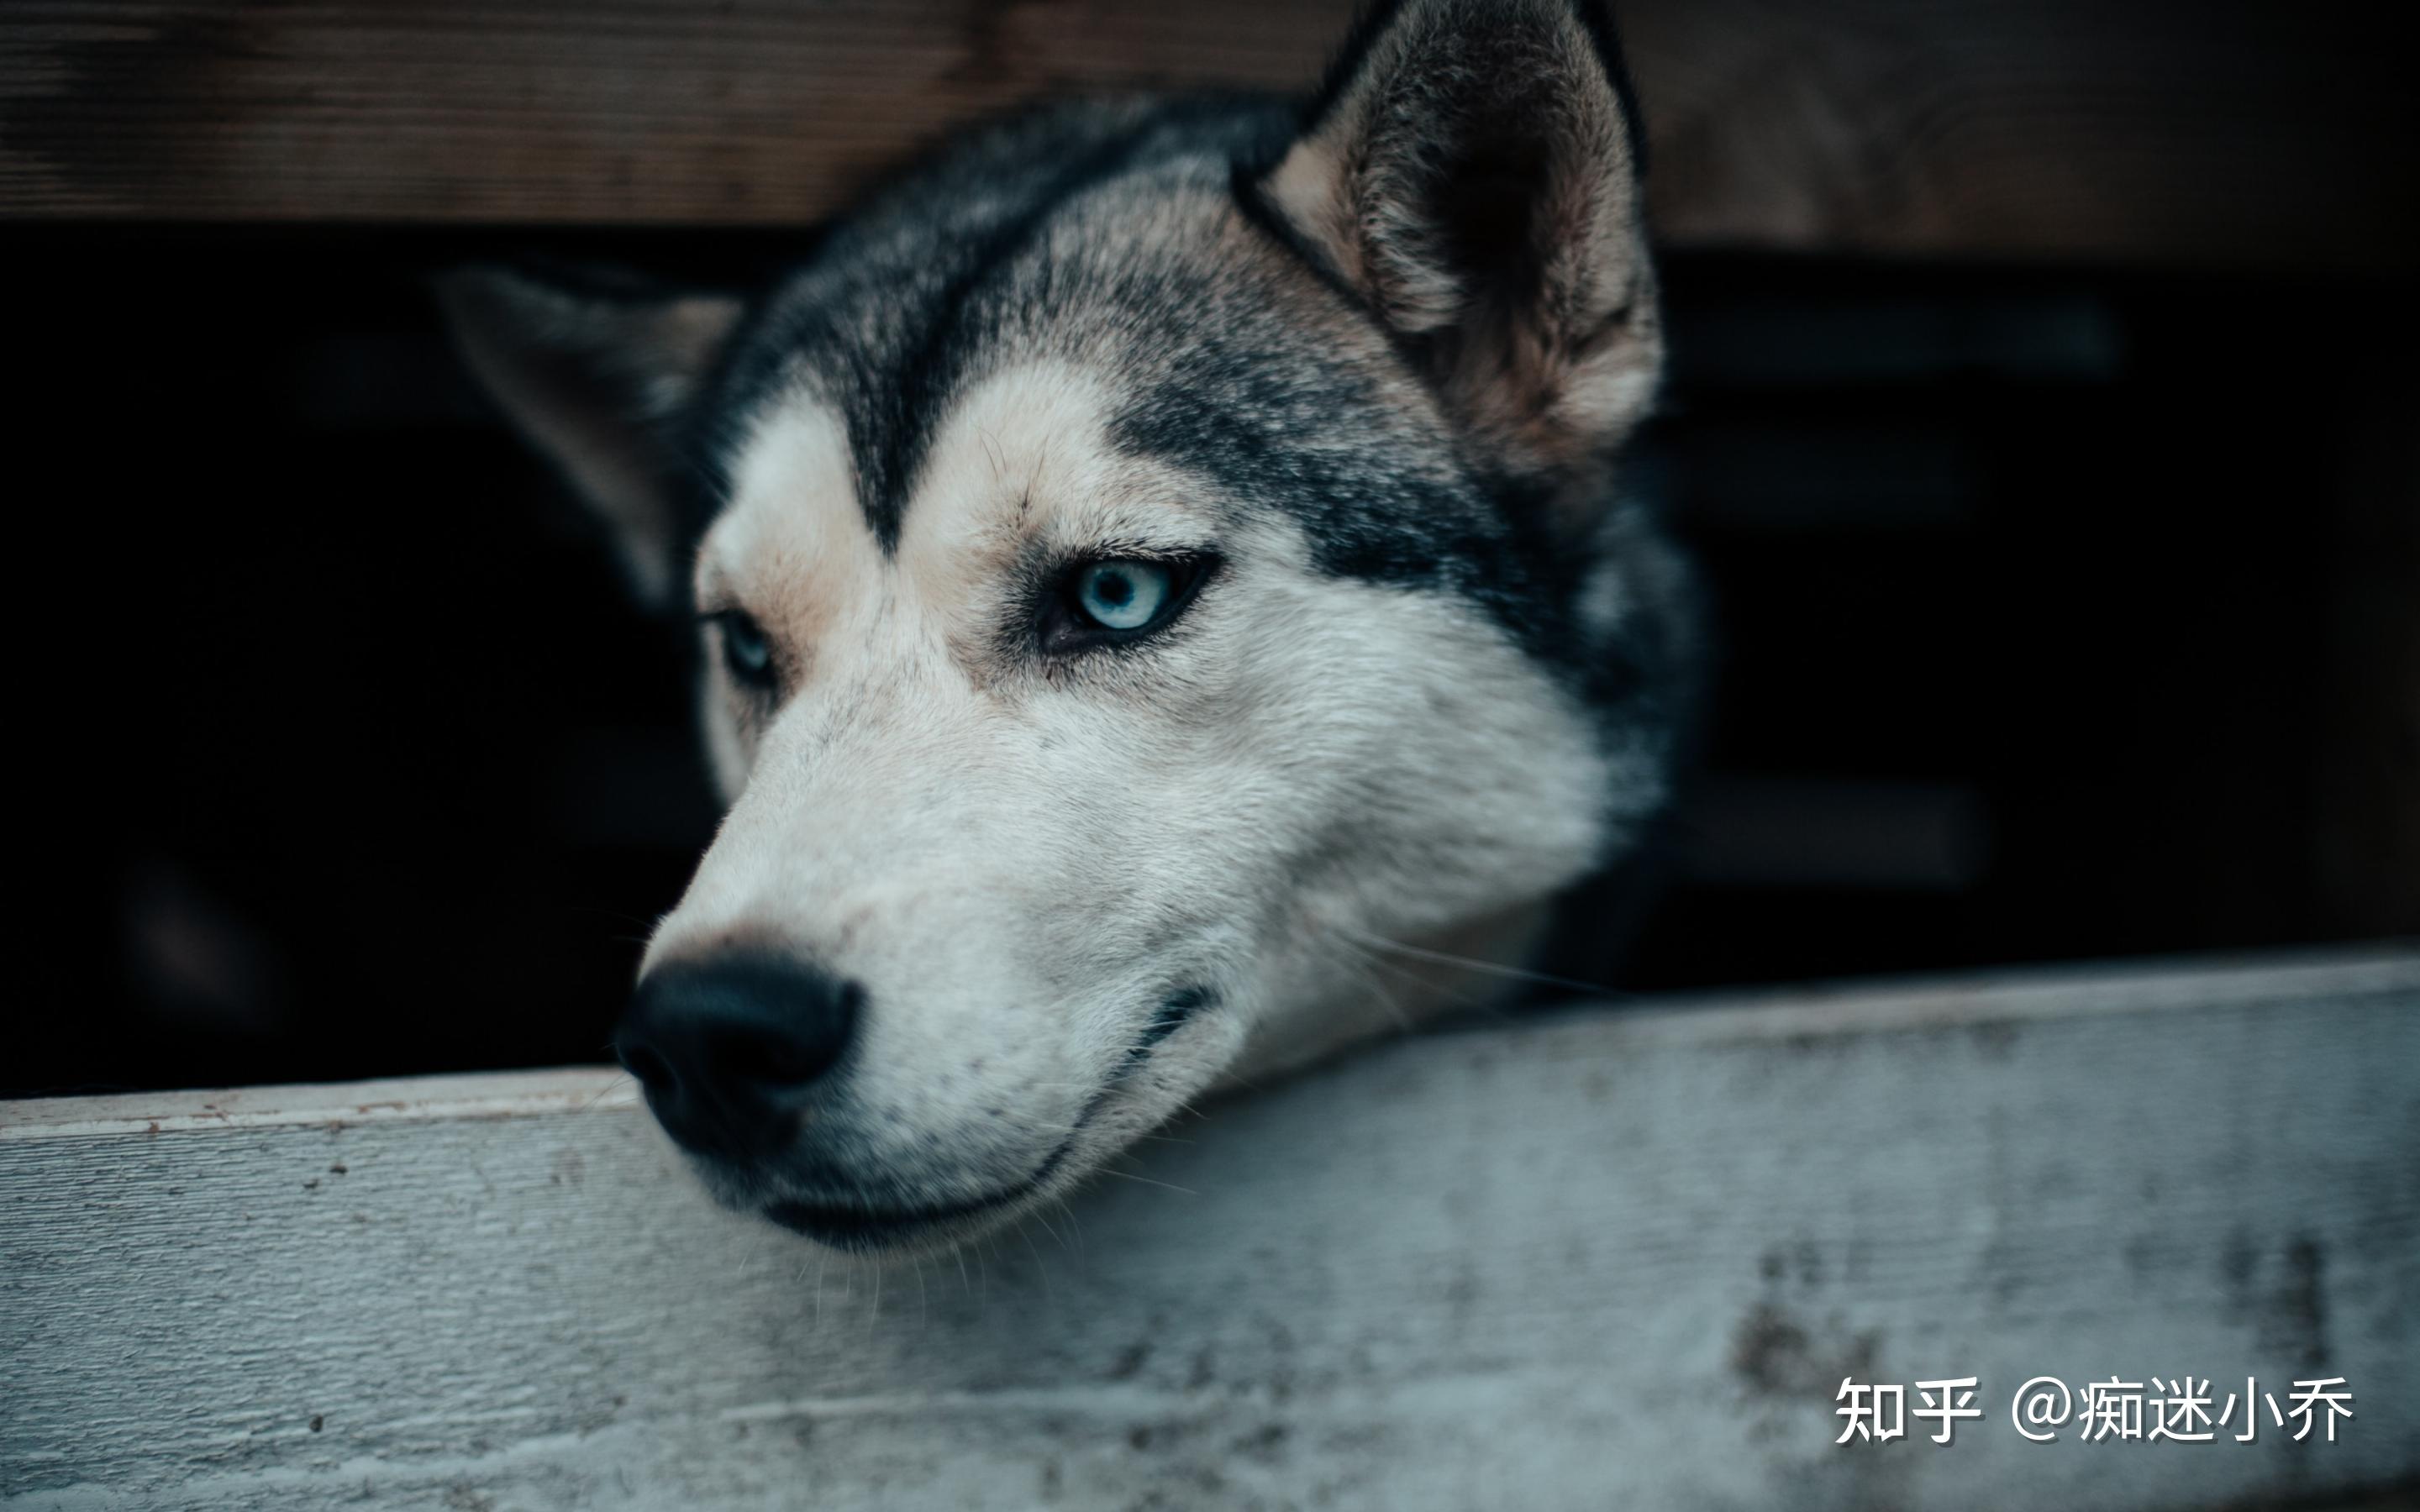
[1074,560,1173,632]
[716,612,776,687]
[1039,552,1215,654]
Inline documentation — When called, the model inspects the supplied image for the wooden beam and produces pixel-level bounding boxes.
[2,1,2414,267]
[4,949,2417,1509]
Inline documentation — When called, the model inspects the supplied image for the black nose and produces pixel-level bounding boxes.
[614,956,862,1160]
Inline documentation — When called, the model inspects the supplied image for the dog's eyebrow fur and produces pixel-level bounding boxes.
[850,137,1155,554]
[692,558,735,612]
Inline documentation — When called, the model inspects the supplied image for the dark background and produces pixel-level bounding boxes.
[11,230,2416,1096]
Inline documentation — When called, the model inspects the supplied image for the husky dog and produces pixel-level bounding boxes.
[441,0,1695,1255]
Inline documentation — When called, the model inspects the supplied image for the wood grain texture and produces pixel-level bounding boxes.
[3,949,2418,1509]
[3,1,2415,266]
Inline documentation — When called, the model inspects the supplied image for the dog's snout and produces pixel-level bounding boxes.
[615,956,861,1160]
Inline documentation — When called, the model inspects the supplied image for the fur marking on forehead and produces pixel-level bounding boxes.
[700,97,1302,559]
[842,134,1147,556]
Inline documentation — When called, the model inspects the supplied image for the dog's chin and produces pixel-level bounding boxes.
[757,1143,1076,1257]
[761,1185,1043,1256]
[723,1090,1143,1258]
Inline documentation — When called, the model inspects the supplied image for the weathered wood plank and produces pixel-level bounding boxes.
[3,949,2417,1509]
[3,1,2414,268]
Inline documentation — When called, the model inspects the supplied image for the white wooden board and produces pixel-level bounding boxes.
[4,949,2417,1510]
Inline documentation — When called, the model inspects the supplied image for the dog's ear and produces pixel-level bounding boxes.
[1255,0,1660,508]
[436,265,744,610]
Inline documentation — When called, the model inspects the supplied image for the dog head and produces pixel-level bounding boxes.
[441,0,1691,1254]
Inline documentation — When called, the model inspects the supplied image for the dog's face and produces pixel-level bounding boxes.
[444,0,1690,1254]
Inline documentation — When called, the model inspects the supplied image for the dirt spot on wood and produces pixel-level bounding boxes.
[1732,1300,1879,1399]
[2226,1229,2333,1370]
[1106,1341,1151,1380]
[1968,1020,2021,1059]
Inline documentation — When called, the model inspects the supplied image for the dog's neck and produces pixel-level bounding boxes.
[1221,900,1557,1086]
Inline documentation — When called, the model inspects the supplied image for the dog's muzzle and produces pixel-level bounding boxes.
[613,953,1214,1251]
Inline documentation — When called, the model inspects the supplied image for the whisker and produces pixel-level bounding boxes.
[1340,942,1417,1031]
[1322,936,1426,1023]
[574,1073,634,1115]
[1092,1168,1197,1197]
[1334,935,1498,1016]
[1344,930,1616,998]
[1018,1226,1055,1300]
